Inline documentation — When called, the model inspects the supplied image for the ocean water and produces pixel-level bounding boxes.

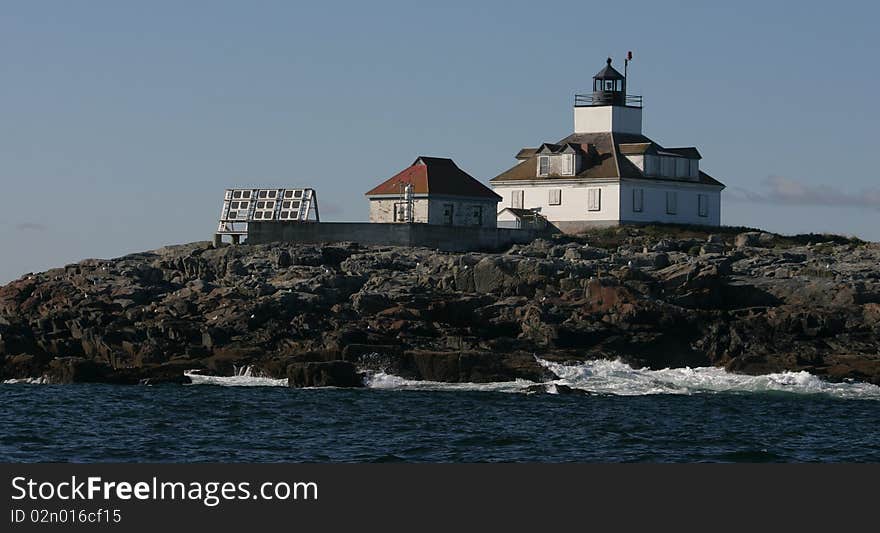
[2,359,879,462]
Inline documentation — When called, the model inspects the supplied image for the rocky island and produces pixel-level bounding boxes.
[2,225,879,388]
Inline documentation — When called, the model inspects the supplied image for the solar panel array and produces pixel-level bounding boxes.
[217,188,319,235]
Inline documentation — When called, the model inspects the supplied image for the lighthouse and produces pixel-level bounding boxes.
[491,56,725,233]
[573,57,643,135]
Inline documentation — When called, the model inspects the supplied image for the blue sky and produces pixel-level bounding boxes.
[1,0,878,283]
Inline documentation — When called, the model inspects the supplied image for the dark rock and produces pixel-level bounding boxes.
[276,250,292,268]
[525,383,592,396]
[1,353,51,380]
[45,357,112,384]
[653,253,670,269]
[351,292,393,314]
[397,350,551,383]
[2,232,879,388]
[287,360,363,388]
[701,243,725,255]
[735,232,761,248]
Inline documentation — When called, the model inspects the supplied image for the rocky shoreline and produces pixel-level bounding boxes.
[2,226,879,388]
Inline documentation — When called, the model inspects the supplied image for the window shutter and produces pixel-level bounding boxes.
[562,155,573,175]
[698,194,708,217]
[661,157,674,177]
[512,190,524,209]
[588,188,601,211]
[666,191,677,214]
[538,156,550,176]
[633,188,644,212]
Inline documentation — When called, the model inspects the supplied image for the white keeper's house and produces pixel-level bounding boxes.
[491,57,725,233]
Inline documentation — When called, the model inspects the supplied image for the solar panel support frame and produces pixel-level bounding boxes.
[215,187,320,244]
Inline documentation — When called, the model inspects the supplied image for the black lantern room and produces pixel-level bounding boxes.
[592,57,626,106]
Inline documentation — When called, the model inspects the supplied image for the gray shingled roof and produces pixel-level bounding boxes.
[490,131,725,188]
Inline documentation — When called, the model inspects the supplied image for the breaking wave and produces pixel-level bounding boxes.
[535,358,880,399]
[4,360,878,399]
[363,359,880,400]
[364,372,535,393]
[184,365,287,387]
[2,377,47,385]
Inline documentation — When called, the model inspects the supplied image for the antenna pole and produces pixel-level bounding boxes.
[623,51,633,100]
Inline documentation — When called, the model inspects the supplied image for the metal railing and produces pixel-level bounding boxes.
[574,94,643,108]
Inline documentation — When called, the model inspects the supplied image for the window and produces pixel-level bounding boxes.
[549,189,562,206]
[471,206,483,226]
[257,201,265,209]
[442,204,454,225]
[675,158,687,178]
[231,202,240,209]
[587,188,601,211]
[240,202,248,210]
[258,190,268,199]
[512,190,524,209]
[698,194,709,217]
[232,191,242,199]
[689,160,699,178]
[633,188,644,212]
[666,191,678,215]
[661,157,675,177]
[394,203,407,222]
[538,156,550,177]
[562,154,574,176]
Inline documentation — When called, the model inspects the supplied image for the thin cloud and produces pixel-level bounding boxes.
[15,222,48,231]
[727,176,880,210]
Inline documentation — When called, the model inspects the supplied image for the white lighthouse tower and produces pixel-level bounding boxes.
[573,57,643,135]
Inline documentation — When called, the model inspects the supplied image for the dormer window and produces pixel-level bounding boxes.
[538,156,550,177]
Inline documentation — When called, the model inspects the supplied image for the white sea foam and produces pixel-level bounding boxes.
[2,376,47,385]
[536,358,880,399]
[4,358,877,399]
[184,365,287,387]
[364,359,880,400]
[364,372,536,393]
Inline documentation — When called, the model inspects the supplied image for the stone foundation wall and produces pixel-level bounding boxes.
[245,222,539,252]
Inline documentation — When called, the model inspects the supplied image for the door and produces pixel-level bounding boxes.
[442,204,454,225]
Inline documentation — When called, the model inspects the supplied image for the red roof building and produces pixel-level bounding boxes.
[366,157,501,227]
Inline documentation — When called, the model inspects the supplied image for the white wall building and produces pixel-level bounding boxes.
[366,156,501,228]
[491,58,725,233]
